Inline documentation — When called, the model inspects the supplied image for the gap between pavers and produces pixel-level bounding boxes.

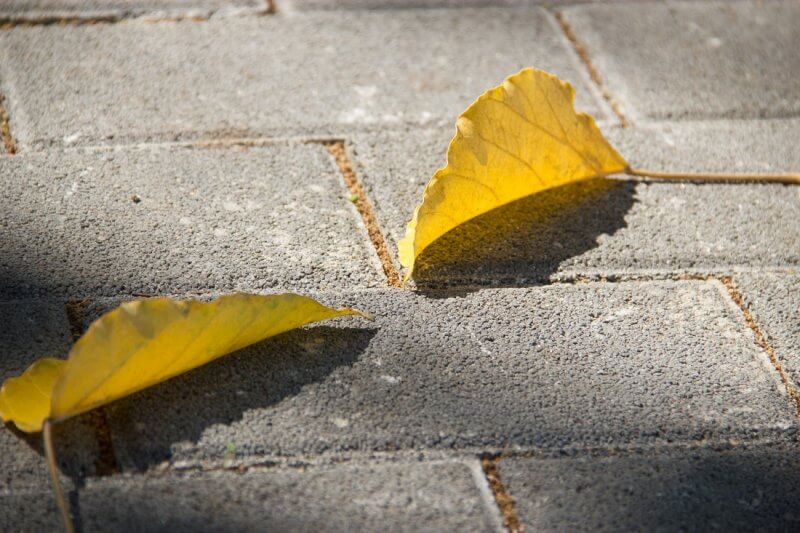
[732,270,800,392]
[61,280,798,472]
[350,119,800,286]
[0,7,606,151]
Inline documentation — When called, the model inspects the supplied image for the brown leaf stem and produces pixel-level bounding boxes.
[44,419,74,533]
[626,167,800,185]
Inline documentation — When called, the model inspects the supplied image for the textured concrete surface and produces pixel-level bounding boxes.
[0,300,98,492]
[0,144,382,298]
[353,122,800,283]
[734,271,800,388]
[0,8,604,150]
[500,442,800,531]
[0,0,265,20]
[1,1,799,529]
[91,282,797,469]
[613,119,800,174]
[1,460,501,532]
[562,0,800,121]
[282,0,537,10]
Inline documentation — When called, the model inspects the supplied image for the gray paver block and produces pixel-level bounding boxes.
[283,0,537,10]
[500,442,800,531]
[96,281,796,469]
[0,8,604,150]
[733,271,800,389]
[614,119,800,175]
[562,0,800,121]
[0,0,265,20]
[0,300,98,491]
[352,120,800,283]
[0,144,382,298]
[0,460,499,532]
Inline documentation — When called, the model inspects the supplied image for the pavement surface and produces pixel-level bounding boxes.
[1,1,799,531]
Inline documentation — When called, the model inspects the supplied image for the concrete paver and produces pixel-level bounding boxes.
[562,0,800,121]
[0,8,603,150]
[91,282,797,469]
[0,300,98,492]
[500,442,800,531]
[352,121,800,283]
[613,119,800,174]
[0,0,265,20]
[733,271,800,388]
[282,0,535,10]
[1,460,501,532]
[0,144,382,298]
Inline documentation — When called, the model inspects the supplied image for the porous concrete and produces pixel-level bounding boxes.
[0,7,605,150]
[500,442,800,531]
[733,271,800,389]
[562,0,800,121]
[0,0,266,21]
[1,2,799,529]
[0,144,383,298]
[0,300,98,492]
[95,282,797,470]
[0,460,502,532]
[282,0,537,11]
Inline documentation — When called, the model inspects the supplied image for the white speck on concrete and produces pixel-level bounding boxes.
[63,133,82,145]
[331,417,349,428]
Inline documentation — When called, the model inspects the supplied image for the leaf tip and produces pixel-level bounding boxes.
[347,308,376,321]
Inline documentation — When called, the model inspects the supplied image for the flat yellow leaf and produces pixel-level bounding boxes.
[0,293,367,432]
[398,68,628,280]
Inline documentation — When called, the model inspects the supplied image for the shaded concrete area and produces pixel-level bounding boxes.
[501,442,800,531]
[1,460,502,532]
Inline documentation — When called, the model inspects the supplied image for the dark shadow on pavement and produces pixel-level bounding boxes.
[512,445,800,531]
[413,177,635,294]
[102,325,376,472]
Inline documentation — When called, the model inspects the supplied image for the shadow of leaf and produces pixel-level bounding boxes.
[103,325,376,471]
[413,177,635,290]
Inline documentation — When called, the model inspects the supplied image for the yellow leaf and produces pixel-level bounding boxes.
[398,68,628,280]
[0,358,65,433]
[0,293,367,433]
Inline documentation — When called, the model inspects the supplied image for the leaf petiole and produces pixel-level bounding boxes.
[625,167,800,185]
[43,419,74,533]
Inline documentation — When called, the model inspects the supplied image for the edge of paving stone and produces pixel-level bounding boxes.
[328,140,394,286]
[543,6,618,124]
[0,4,271,24]
[711,278,799,403]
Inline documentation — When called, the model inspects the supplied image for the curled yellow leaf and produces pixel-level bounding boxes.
[0,293,367,433]
[0,358,65,433]
[398,68,628,280]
